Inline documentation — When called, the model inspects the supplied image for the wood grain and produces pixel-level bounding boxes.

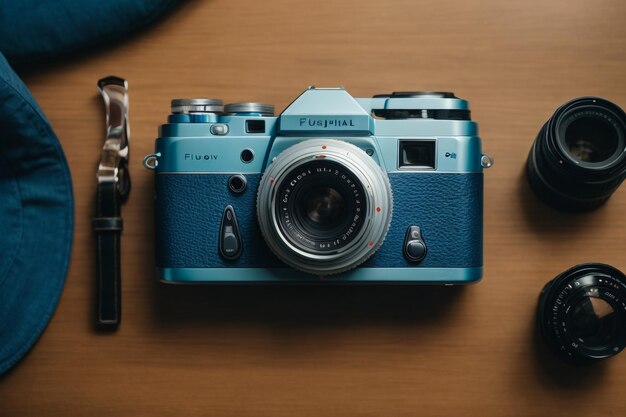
[1,0,625,416]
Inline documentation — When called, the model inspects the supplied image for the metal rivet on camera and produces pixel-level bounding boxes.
[143,153,161,170]
[481,153,494,168]
[366,149,374,156]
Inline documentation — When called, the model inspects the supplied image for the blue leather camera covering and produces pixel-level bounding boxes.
[0,0,181,65]
[365,173,482,268]
[155,172,482,270]
[155,174,280,268]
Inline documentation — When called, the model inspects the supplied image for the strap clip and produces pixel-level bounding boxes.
[97,76,131,202]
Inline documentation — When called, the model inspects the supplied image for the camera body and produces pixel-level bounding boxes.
[146,87,489,283]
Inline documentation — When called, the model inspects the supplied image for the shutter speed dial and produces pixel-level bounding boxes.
[171,98,224,114]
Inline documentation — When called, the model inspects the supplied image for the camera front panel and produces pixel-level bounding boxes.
[154,170,482,282]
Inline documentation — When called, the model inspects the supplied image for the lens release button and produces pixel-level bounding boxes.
[219,205,242,260]
[403,225,427,263]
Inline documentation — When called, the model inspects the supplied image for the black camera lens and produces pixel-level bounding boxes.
[301,186,347,232]
[276,160,366,253]
[527,97,626,211]
[537,263,626,365]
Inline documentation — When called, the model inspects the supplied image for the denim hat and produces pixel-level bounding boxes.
[0,52,74,374]
[0,0,181,66]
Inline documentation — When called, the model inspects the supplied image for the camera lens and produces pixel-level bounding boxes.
[537,263,626,365]
[276,160,367,253]
[564,116,619,163]
[301,185,348,234]
[526,97,626,211]
[257,139,393,275]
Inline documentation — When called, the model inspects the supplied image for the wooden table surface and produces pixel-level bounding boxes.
[2,0,626,415]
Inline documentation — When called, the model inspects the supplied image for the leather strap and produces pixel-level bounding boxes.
[93,181,123,329]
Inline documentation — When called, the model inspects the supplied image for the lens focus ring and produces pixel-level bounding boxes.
[256,139,393,275]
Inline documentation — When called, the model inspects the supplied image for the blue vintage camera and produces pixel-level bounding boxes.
[144,87,492,283]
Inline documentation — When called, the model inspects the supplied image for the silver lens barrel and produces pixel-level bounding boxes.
[171,98,224,114]
[257,139,393,275]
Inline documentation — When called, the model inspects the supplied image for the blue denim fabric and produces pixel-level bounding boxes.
[0,52,73,374]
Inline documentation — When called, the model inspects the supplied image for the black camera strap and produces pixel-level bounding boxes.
[93,182,124,327]
[93,76,130,330]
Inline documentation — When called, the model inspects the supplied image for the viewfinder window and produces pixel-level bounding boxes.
[399,140,436,169]
[246,120,265,133]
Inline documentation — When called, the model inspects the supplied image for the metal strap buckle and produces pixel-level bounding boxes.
[97,76,131,201]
